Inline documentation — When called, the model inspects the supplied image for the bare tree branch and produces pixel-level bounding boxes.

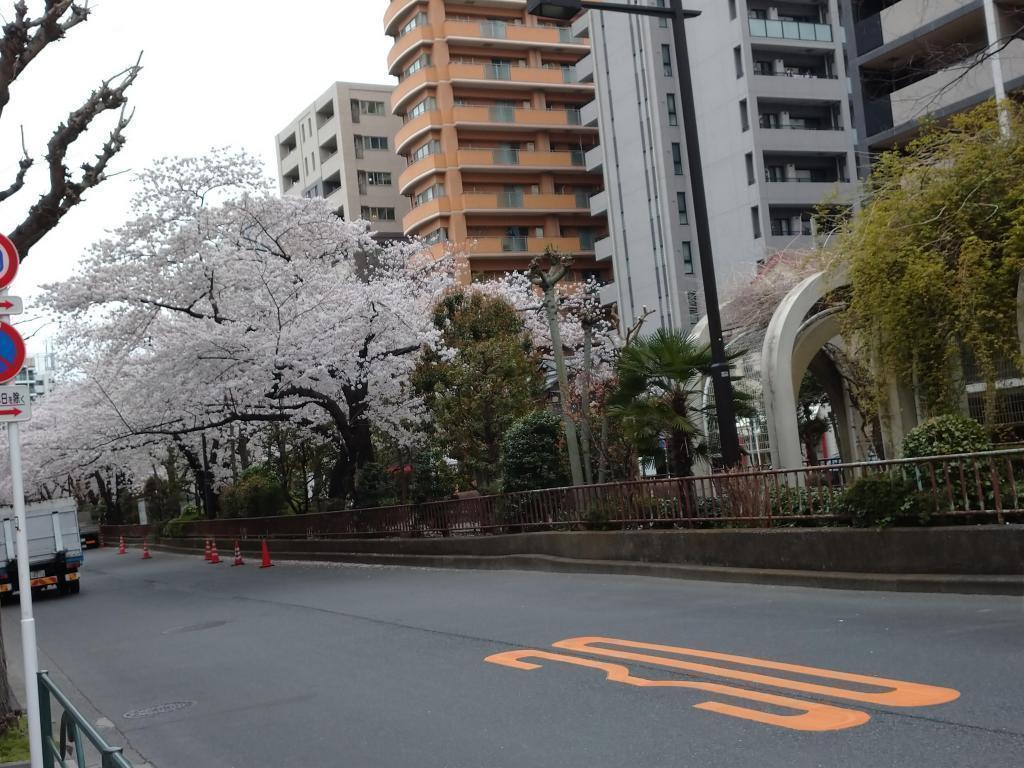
[9,53,142,258]
[0,125,32,203]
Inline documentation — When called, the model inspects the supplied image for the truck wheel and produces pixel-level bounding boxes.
[69,581,80,595]
[0,593,13,606]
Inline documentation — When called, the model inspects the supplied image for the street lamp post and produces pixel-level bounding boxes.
[528,0,742,467]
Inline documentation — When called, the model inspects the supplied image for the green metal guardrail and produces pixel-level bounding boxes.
[38,671,134,768]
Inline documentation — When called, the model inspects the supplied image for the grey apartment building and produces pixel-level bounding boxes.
[577,0,856,332]
[843,0,1024,159]
[276,82,410,239]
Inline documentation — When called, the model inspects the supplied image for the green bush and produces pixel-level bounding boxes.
[142,475,181,523]
[355,462,398,508]
[769,485,845,522]
[902,414,992,458]
[501,410,569,493]
[839,473,930,527]
[160,505,203,538]
[219,466,287,519]
[410,448,458,504]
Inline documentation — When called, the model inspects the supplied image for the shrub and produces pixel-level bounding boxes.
[410,448,458,504]
[219,466,287,519]
[902,414,991,458]
[501,410,569,493]
[160,505,202,538]
[142,475,181,523]
[355,462,397,508]
[769,485,845,523]
[839,473,930,527]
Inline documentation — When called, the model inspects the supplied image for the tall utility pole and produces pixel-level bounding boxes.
[527,0,741,466]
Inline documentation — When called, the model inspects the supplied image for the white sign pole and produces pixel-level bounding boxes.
[137,499,148,526]
[8,421,42,768]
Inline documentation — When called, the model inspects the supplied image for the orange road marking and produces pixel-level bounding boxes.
[551,637,960,708]
[485,649,870,732]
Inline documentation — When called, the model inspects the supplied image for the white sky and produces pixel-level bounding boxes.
[0,1,392,350]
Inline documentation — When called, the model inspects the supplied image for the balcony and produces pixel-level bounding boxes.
[443,19,587,50]
[854,0,979,58]
[403,197,452,233]
[763,177,857,206]
[589,189,608,216]
[469,235,596,258]
[392,66,436,113]
[749,71,844,101]
[575,53,594,83]
[398,154,448,195]
[748,18,834,44]
[395,110,441,154]
[594,236,613,262]
[457,147,588,171]
[462,191,592,213]
[387,26,433,73]
[448,61,590,91]
[585,145,603,173]
[757,125,851,153]
[865,38,1024,141]
[384,0,424,36]
[451,104,588,131]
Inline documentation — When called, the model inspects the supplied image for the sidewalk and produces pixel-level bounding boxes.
[1,607,154,768]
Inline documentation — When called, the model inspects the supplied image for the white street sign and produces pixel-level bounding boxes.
[0,385,31,423]
[0,296,23,315]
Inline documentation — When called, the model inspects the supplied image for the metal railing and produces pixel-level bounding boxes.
[748,18,833,43]
[39,672,134,768]
[126,449,1024,542]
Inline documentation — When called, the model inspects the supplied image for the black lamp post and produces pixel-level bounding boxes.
[527,0,741,467]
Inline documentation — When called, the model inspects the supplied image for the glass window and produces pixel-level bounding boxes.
[739,99,749,132]
[751,205,761,238]
[681,241,694,274]
[672,143,683,175]
[677,192,688,225]
[666,93,678,126]
[662,45,672,77]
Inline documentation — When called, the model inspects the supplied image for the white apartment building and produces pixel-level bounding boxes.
[575,0,859,331]
[275,82,411,239]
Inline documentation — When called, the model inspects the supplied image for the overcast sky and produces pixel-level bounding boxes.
[0,1,392,349]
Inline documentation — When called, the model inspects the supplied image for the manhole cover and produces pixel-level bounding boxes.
[123,701,194,719]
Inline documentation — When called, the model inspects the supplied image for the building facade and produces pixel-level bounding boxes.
[578,0,858,331]
[383,0,610,283]
[275,82,411,239]
[14,355,54,402]
[844,0,1024,161]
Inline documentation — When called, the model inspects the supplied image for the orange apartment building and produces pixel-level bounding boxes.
[384,0,611,283]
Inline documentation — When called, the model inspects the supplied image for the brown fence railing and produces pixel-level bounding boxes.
[106,449,1024,542]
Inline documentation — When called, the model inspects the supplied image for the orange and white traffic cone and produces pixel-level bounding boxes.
[117,536,126,555]
[259,539,273,569]
[231,541,244,567]
[209,541,221,565]
[204,539,212,562]
[141,539,152,560]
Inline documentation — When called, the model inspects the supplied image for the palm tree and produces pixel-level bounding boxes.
[610,329,739,477]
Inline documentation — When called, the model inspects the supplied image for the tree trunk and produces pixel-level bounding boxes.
[579,324,595,485]
[543,288,585,486]
[0,628,20,732]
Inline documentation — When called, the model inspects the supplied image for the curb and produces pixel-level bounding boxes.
[149,541,1024,596]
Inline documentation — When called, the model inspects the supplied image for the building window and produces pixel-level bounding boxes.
[413,183,444,206]
[677,192,688,225]
[687,291,699,325]
[662,45,672,77]
[398,11,428,38]
[424,227,448,245]
[361,206,396,221]
[407,97,436,120]
[410,139,440,162]
[729,0,737,20]
[655,0,668,27]
[734,46,743,78]
[672,143,683,175]
[739,98,749,132]
[666,93,678,126]
[359,100,386,115]
[745,152,755,185]
[751,205,762,239]
[681,241,694,274]
[402,53,431,80]
[362,135,389,150]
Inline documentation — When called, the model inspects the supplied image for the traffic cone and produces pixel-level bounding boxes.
[209,541,221,564]
[259,539,273,569]
[231,541,244,567]
[204,539,212,562]
[117,536,126,555]
[141,540,152,560]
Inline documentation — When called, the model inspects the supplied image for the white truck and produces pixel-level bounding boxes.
[0,498,83,604]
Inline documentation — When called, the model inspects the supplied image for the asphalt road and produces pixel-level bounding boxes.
[3,548,1023,768]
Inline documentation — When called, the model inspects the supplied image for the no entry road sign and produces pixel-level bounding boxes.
[0,322,25,384]
[0,234,18,290]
